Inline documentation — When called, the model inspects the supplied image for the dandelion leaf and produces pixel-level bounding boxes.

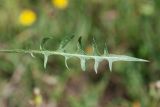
[0,36,148,73]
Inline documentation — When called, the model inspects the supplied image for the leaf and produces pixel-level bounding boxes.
[40,37,53,50]
[58,35,75,51]
[92,37,100,55]
[0,36,148,73]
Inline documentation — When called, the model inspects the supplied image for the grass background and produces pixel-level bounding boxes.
[0,0,159,107]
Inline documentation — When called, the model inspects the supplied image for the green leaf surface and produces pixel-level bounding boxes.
[58,35,75,51]
[40,37,53,50]
[77,37,85,54]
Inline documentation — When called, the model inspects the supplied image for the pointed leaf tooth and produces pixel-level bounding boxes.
[80,57,86,71]
[58,35,75,51]
[108,60,113,71]
[92,37,100,55]
[94,62,98,74]
[65,56,70,71]
[40,37,53,50]
[94,59,102,74]
[104,42,109,55]
[44,54,49,69]
[30,52,35,58]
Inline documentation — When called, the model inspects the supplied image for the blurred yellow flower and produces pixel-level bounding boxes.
[34,95,43,106]
[19,9,37,26]
[52,0,68,9]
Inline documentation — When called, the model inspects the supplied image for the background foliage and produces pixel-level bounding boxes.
[0,0,159,107]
